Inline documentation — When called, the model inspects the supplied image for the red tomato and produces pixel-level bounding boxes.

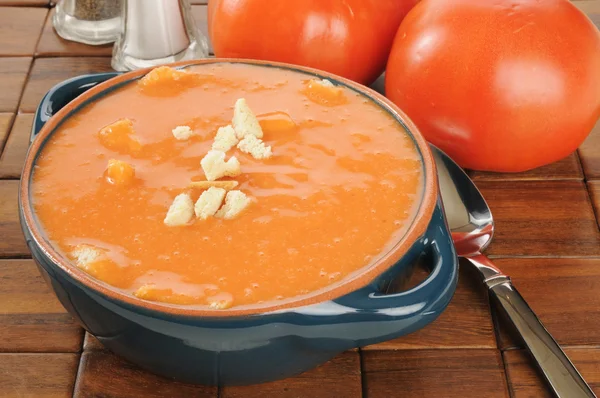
[208,0,418,86]
[385,0,600,172]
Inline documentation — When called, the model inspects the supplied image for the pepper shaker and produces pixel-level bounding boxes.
[111,0,209,72]
[53,0,123,45]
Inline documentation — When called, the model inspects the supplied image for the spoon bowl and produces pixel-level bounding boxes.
[431,145,596,398]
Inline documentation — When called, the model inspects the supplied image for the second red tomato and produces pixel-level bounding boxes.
[208,0,418,86]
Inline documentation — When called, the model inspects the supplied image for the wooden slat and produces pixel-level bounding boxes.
[0,7,47,56]
[490,258,600,349]
[0,353,79,397]
[0,57,31,113]
[83,333,104,351]
[476,181,600,257]
[579,120,600,180]
[0,0,48,5]
[504,349,600,397]
[0,180,29,257]
[73,350,217,398]
[221,352,361,398]
[469,152,583,181]
[364,263,496,350]
[0,113,14,155]
[0,113,33,179]
[363,349,509,398]
[20,57,113,113]
[0,259,82,352]
[36,8,113,57]
[589,181,600,226]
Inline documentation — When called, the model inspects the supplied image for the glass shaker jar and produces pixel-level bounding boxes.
[111,0,209,71]
[53,0,123,45]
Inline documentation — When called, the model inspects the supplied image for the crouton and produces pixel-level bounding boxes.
[189,180,239,190]
[232,98,263,139]
[215,190,251,220]
[98,118,142,154]
[172,125,193,141]
[237,134,272,160]
[212,125,239,152]
[194,186,226,220]
[70,244,102,270]
[164,193,194,226]
[200,150,241,181]
[106,159,135,186]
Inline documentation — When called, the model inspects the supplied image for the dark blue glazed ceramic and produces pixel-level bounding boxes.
[19,59,458,386]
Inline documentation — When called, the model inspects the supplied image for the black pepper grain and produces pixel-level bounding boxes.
[73,0,121,21]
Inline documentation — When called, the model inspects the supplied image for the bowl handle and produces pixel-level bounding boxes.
[323,201,458,341]
[31,72,120,143]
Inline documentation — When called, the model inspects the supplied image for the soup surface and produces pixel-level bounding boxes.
[32,63,423,310]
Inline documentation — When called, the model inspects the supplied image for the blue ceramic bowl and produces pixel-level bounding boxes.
[19,59,458,386]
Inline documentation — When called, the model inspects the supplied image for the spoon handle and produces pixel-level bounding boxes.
[473,260,596,397]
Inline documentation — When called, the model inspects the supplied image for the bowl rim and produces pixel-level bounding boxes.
[20,58,438,318]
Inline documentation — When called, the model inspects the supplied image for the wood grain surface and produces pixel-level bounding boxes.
[221,352,361,398]
[0,114,13,153]
[0,1,599,397]
[0,7,47,56]
[469,152,584,181]
[0,259,83,352]
[74,350,218,398]
[362,349,509,398]
[0,180,29,257]
[580,120,600,179]
[0,353,79,397]
[0,0,48,5]
[0,113,33,178]
[504,349,600,397]
[0,57,31,113]
[477,181,600,257]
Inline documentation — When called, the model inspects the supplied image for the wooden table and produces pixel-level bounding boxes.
[0,1,599,397]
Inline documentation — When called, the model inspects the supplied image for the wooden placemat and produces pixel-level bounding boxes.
[0,2,598,397]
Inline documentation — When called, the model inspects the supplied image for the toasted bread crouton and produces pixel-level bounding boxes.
[212,125,239,152]
[70,244,102,269]
[215,190,251,220]
[189,180,239,190]
[200,150,241,181]
[172,125,193,141]
[106,159,135,186]
[98,118,142,154]
[164,193,194,226]
[194,186,226,220]
[237,134,272,160]
[232,98,263,139]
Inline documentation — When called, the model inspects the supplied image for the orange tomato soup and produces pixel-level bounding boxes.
[32,63,423,310]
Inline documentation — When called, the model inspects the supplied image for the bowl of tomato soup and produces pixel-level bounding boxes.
[19,59,458,385]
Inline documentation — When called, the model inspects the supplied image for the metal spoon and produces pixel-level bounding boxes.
[431,145,596,398]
